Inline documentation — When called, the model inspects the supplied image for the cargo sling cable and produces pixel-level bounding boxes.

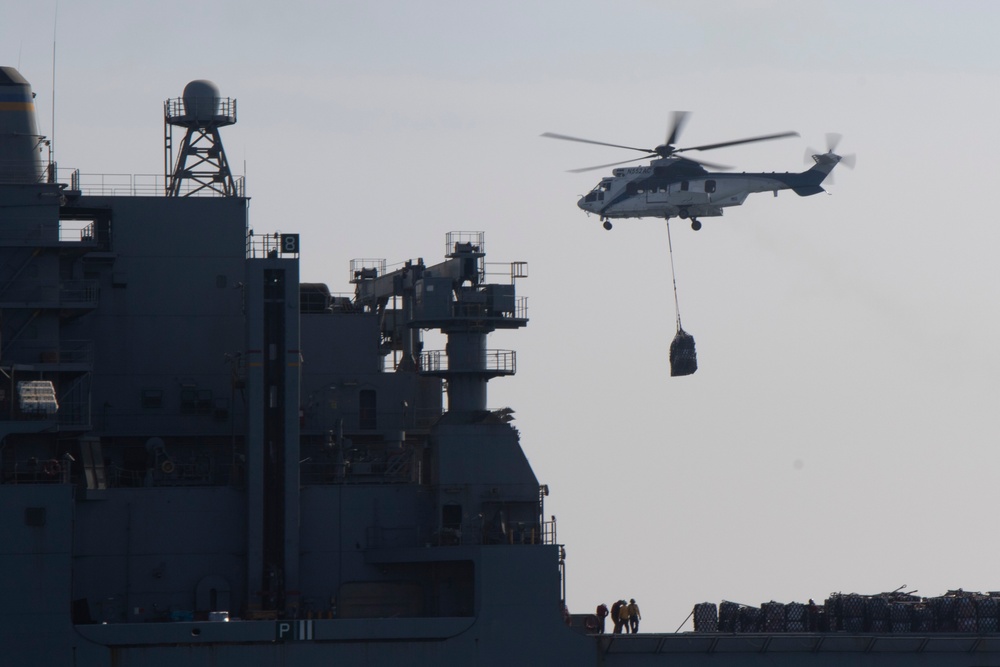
[666,220,697,376]
[666,220,683,333]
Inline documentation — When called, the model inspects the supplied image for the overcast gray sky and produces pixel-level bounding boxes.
[5,0,1000,631]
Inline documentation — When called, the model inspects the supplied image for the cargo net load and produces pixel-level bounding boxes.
[693,590,1000,634]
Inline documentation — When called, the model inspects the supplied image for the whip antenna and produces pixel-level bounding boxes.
[50,0,59,180]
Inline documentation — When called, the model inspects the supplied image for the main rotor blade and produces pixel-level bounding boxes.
[567,154,733,173]
[665,111,690,147]
[679,131,800,153]
[540,132,652,154]
[682,156,733,170]
[567,154,654,174]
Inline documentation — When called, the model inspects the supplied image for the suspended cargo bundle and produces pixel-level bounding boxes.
[669,328,697,376]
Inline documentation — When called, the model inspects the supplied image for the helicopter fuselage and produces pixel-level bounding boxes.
[579,155,839,222]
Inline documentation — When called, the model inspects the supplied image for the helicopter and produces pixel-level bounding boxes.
[543,112,853,230]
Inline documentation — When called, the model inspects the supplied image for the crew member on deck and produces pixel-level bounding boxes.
[619,600,631,633]
[611,600,624,634]
[596,603,609,633]
[628,599,641,633]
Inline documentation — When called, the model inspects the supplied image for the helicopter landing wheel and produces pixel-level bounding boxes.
[602,220,613,231]
[691,219,702,231]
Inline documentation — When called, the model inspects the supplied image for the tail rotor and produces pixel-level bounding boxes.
[804,133,855,182]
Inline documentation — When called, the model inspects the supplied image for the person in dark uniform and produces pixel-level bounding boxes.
[611,599,624,634]
[596,603,609,633]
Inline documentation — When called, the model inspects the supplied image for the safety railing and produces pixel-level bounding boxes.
[57,169,245,197]
[365,518,549,549]
[419,349,516,374]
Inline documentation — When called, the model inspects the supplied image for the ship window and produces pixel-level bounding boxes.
[359,389,376,430]
[442,504,462,529]
[196,389,213,414]
[59,219,95,243]
[180,386,197,413]
[705,180,716,193]
[680,181,689,191]
[213,397,230,421]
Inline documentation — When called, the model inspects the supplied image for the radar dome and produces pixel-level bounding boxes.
[182,79,221,121]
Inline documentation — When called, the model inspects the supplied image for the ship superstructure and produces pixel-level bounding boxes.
[0,67,594,666]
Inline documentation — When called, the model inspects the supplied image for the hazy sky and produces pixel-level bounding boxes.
[5,0,1000,631]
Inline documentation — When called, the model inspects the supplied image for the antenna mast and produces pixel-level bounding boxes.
[49,0,58,182]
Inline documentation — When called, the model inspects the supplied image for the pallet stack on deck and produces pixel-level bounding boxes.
[695,590,1000,634]
[977,596,999,633]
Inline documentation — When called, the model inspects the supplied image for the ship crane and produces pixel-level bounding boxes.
[352,231,528,416]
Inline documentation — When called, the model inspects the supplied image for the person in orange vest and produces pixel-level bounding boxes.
[618,599,632,633]
[628,599,641,633]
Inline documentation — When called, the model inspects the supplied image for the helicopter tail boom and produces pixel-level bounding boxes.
[791,184,826,196]
[787,152,842,196]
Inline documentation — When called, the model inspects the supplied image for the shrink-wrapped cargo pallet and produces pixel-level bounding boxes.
[693,602,718,632]
[913,604,934,632]
[718,601,741,632]
[976,596,999,633]
[889,602,912,633]
[786,602,806,632]
[739,606,762,632]
[669,329,697,376]
[762,601,785,633]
